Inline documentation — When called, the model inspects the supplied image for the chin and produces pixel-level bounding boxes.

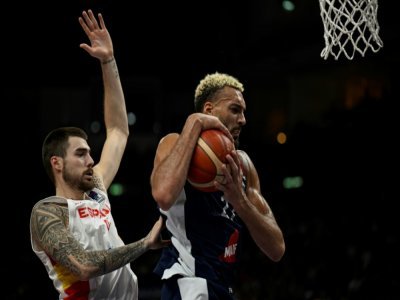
[80,182,95,192]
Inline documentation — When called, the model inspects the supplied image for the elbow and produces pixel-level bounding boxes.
[150,172,181,211]
[269,240,286,262]
[77,272,92,282]
[151,186,174,211]
[74,265,100,281]
[124,126,130,138]
[121,128,129,142]
[259,233,285,262]
[64,255,102,281]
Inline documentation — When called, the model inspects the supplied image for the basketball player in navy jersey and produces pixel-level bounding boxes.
[150,72,285,299]
[30,10,169,299]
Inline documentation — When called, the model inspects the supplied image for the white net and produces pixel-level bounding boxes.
[319,0,383,60]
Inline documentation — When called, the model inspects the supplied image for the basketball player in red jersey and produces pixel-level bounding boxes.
[30,10,169,299]
[150,72,285,299]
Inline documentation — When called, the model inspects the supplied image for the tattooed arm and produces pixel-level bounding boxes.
[30,202,168,280]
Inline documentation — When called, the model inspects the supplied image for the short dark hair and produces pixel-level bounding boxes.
[194,72,244,112]
[42,127,88,184]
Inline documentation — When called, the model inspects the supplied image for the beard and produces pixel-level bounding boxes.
[234,137,240,149]
[62,168,94,193]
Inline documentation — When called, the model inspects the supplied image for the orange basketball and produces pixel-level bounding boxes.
[187,129,234,192]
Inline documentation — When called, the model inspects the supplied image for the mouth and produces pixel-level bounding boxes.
[84,170,93,180]
[231,129,241,139]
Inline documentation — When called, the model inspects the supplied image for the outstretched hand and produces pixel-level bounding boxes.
[79,9,113,62]
[144,216,171,250]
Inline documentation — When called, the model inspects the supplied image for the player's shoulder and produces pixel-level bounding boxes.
[236,150,256,176]
[31,197,68,229]
[159,132,179,143]
[236,149,248,156]
[154,133,180,162]
[158,133,180,149]
[32,196,67,212]
[236,149,251,165]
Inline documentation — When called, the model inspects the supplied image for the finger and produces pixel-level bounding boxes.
[225,155,239,177]
[87,9,99,29]
[214,180,226,192]
[78,16,91,37]
[230,150,241,166]
[82,11,94,30]
[79,43,92,55]
[155,217,163,230]
[220,164,233,186]
[219,126,234,143]
[98,13,106,30]
[208,116,233,143]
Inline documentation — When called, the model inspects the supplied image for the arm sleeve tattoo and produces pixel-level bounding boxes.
[31,202,148,279]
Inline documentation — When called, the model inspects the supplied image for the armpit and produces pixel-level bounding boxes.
[92,173,106,192]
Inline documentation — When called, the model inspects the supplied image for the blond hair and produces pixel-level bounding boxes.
[194,72,244,112]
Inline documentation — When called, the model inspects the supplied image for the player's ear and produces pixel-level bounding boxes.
[203,101,213,115]
[51,156,63,171]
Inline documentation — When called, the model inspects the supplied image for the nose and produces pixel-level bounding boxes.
[238,112,246,126]
[87,154,95,167]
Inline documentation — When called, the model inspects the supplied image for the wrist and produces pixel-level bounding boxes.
[142,236,150,251]
[102,56,115,65]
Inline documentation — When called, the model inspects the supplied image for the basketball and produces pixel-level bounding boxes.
[187,129,234,192]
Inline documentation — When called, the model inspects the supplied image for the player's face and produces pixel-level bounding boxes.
[62,137,95,192]
[211,86,246,146]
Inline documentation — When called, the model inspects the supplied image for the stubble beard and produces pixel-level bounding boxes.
[62,168,95,193]
[234,137,240,149]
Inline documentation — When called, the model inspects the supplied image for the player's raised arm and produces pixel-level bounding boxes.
[79,9,129,190]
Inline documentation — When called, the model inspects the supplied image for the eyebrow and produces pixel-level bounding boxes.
[74,147,91,153]
[229,102,246,111]
[212,97,230,106]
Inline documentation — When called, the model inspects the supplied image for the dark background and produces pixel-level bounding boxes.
[3,0,397,299]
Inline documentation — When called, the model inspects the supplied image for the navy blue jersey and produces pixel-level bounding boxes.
[154,178,246,298]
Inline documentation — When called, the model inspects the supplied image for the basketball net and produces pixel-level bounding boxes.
[319,0,383,60]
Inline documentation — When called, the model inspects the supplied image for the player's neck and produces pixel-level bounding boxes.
[55,185,86,201]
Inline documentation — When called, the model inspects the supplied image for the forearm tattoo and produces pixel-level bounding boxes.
[31,203,148,279]
[110,59,120,79]
[101,239,147,275]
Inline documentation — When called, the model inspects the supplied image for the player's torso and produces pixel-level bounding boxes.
[159,180,246,285]
[65,189,137,299]
[67,190,120,251]
[31,189,138,300]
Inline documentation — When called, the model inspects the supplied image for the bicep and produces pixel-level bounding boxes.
[151,134,179,176]
[239,151,270,215]
[31,204,88,275]
[95,130,128,189]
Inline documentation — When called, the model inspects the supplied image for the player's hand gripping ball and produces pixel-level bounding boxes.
[187,129,234,192]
